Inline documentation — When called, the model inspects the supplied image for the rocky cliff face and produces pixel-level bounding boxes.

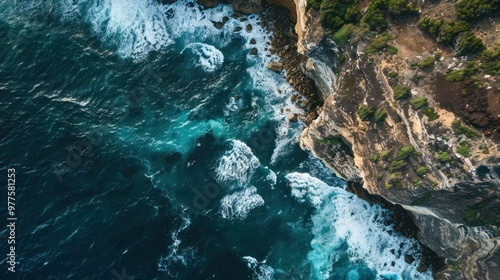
[295,14,500,280]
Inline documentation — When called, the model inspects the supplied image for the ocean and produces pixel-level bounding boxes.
[0,0,433,279]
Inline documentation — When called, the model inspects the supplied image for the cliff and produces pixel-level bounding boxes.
[293,1,500,279]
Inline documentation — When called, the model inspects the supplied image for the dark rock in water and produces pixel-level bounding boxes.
[197,0,219,7]
[250,38,256,44]
[288,113,298,122]
[160,0,177,4]
[417,263,428,272]
[232,0,263,15]
[214,21,224,29]
[391,261,395,267]
[405,254,415,264]
[222,16,229,23]
[268,61,283,72]
[240,17,248,22]
[246,24,253,32]
[234,26,243,32]
[250,48,258,55]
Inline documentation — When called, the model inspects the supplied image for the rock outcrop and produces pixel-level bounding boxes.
[299,44,500,279]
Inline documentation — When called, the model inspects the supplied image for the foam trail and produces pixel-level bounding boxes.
[219,186,264,220]
[182,43,224,72]
[286,172,433,280]
[157,215,194,277]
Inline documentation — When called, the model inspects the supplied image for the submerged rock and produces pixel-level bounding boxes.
[232,0,262,15]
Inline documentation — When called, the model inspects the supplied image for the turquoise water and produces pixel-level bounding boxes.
[0,0,433,279]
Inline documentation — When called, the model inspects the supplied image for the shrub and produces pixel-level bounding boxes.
[422,107,439,121]
[395,145,415,160]
[446,69,466,83]
[319,0,358,31]
[370,154,380,162]
[480,45,500,75]
[412,178,423,187]
[357,105,375,121]
[307,0,321,9]
[374,108,388,123]
[409,97,428,110]
[380,150,392,160]
[362,7,388,32]
[456,141,471,157]
[456,0,500,22]
[388,71,398,78]
[455,31,485,56]
[437,151,452,163]
[451,121,482,138]
[416,166,428,176]
[332,24,356,46]
[365,33,395,54]
[390,160,407,171]
[418,56,435,69]
[377,173,384,180]
[393,84,411,100]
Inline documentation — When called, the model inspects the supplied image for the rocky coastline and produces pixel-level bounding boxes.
[174,0,499,279]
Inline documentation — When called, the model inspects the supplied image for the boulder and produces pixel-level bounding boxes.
[197,0,219,8]
[268,61,283,72]
[250,38,256,44]
[289,113,298,122]
[232,0,262,15]
[250,48,258,55]
[214,22,224,29]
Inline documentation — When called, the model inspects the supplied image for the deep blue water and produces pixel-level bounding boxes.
[0,1,433,279]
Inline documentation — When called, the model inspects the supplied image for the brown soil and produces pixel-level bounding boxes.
[431,73,500,140]
[392,17,440,54]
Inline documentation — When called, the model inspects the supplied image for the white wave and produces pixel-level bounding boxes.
[285,172,433,280]
[219,186,264,220]
[182,42,224,72]
[243,256,275,280]
[215,140,260,189]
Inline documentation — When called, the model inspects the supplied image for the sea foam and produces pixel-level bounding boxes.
[286,172,433,280]
[219,186,264,220]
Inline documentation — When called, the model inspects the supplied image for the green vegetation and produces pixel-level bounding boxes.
[480,45,500,75]
[412,178,423,187]
[456,0,500,22]
[446,69,466,83]
[422,107,439,121]
[450,261,461,270]
[370,154,380,162]
[456,141,471,157]
[451,121,482,138]
[332,23,356,46]
[357,105,375,121]
[380,150,392,160]
[411,192,432,205]
[388,71,398,78]
[390,160,407,172]
[395,145,415,160]
[437,151,452,163]
[479,143,490,154]
[312,136,342,145]
[416,166,428,176]
[418,17,484,56]
[455,31,485,56]
[409,97,428,110]
[318,0,358,31]
[418,56,435,69]
[365,33,398,55]
[392,84,411,100]
[374,108,388,123]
